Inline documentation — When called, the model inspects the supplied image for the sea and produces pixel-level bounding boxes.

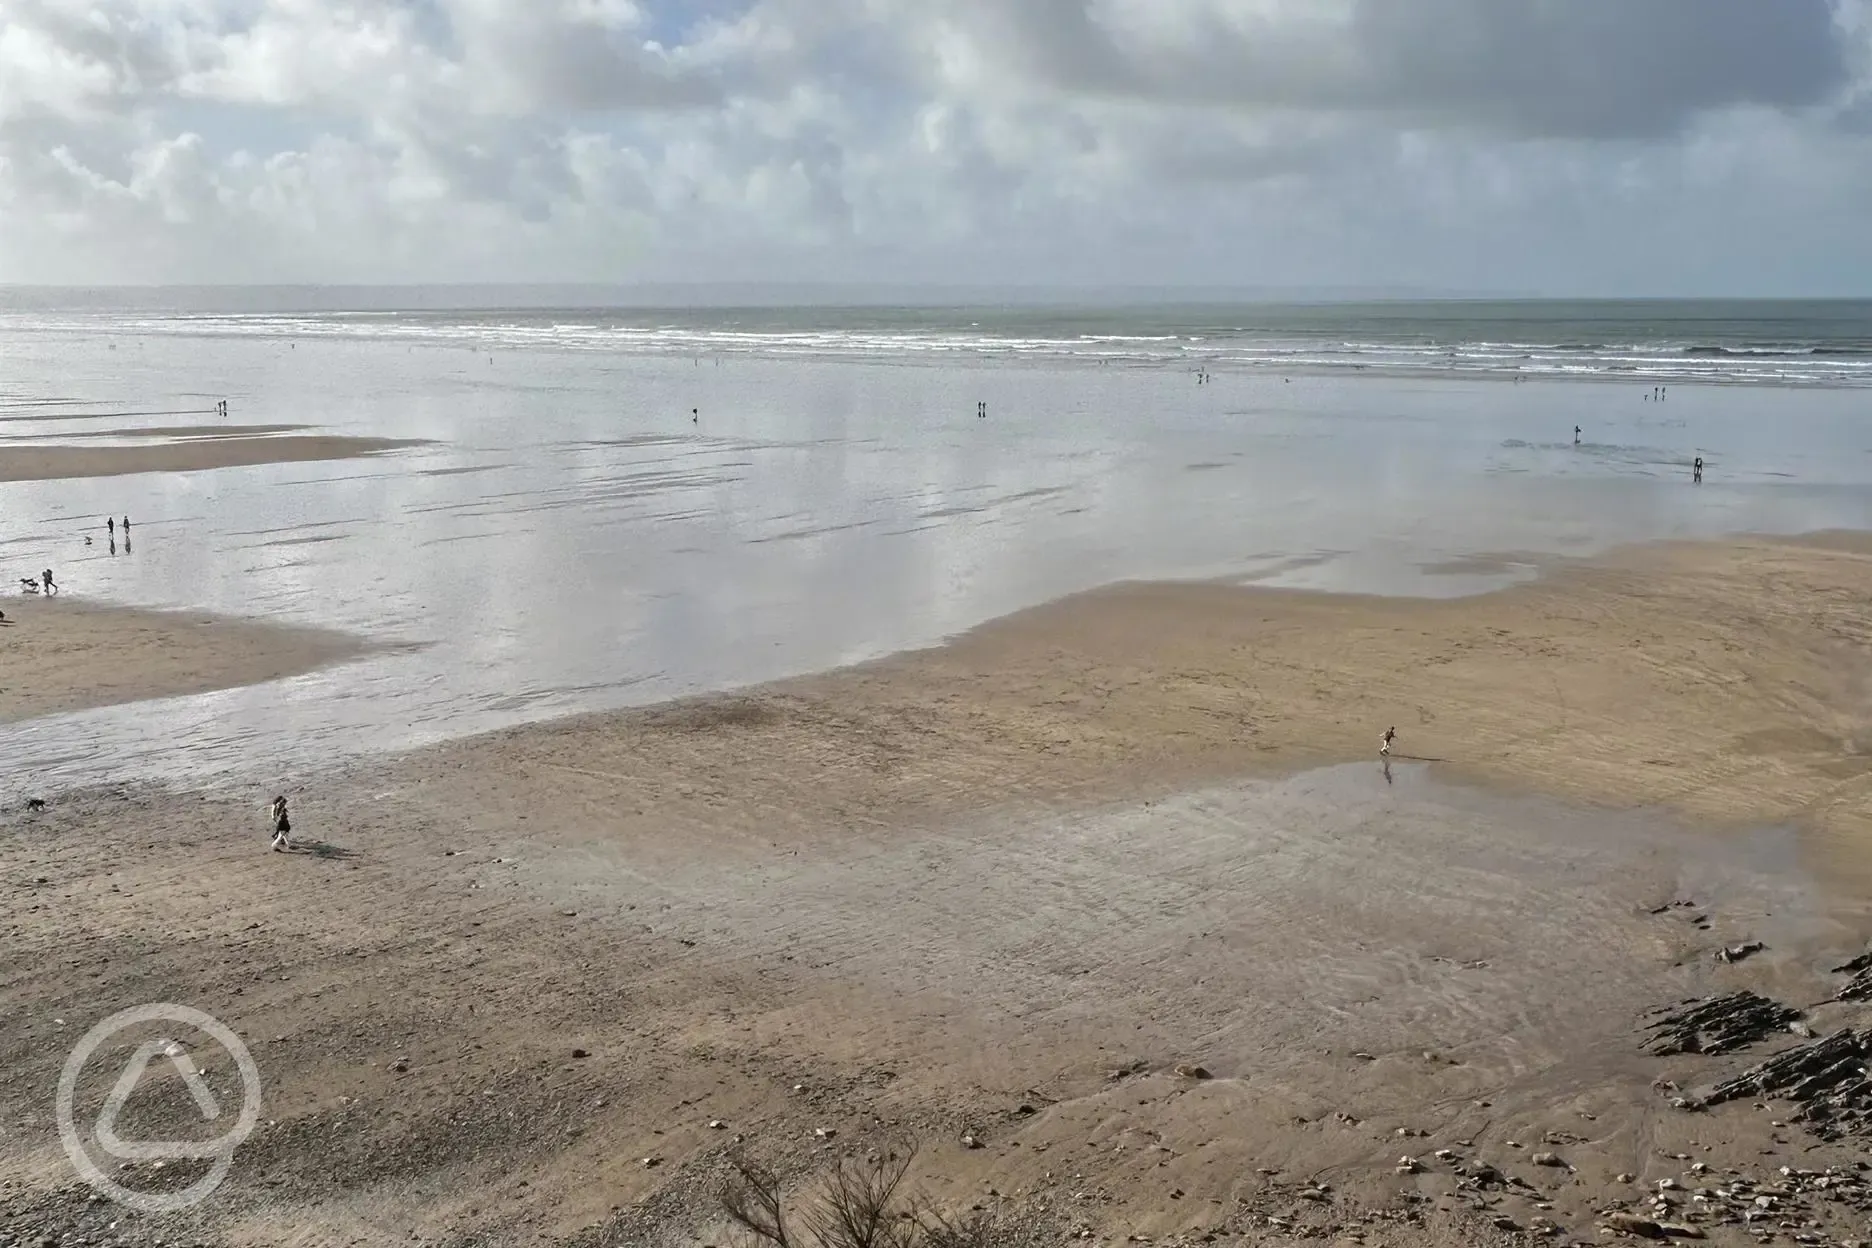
[4,291,1872,785]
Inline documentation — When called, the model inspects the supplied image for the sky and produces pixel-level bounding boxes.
[2,0,1870,294]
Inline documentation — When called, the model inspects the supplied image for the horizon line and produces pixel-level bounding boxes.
[5,282,1868,304]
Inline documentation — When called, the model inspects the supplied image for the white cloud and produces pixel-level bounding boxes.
[1,0,1870,291]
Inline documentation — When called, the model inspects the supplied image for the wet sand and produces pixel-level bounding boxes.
[444,529,1870,879]
[0,429,427,481]
[0,597,373,724]
[6,533,1872,1246]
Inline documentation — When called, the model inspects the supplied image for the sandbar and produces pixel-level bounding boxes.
[0,429,428,481]
[0,597,373,723]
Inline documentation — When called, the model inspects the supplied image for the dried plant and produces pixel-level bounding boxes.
[720,1150,794,1248]
[718,1142,1007,1248]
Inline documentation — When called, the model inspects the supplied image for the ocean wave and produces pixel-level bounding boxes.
[7,308,1872,387]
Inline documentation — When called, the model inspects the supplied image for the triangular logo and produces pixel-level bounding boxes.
[93,1039,226,1161]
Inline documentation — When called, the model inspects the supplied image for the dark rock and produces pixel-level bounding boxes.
[1832,948,1872,975]
[1642,991,1802,1056]
[1837,967,1872,1002]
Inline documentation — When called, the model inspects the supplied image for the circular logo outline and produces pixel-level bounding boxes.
[56,1003,262,1214]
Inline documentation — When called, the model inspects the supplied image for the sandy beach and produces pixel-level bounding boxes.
[7,532,1872,1246]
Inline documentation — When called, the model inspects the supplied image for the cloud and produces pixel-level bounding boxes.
[939,0,1850,139]
[1,0,1870,291]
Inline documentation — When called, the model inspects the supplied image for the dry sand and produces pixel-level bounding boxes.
[6,533,1872,1247]
[0,427,428,481]
[0,597,373,724]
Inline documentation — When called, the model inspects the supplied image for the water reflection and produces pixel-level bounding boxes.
[3,328,1872,786]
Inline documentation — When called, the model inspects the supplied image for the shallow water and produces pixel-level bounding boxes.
[4,321,1872,786]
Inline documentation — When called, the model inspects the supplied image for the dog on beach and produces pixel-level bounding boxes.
[18,578,39,593]
[269,795,292,851]
[26,798,45,812]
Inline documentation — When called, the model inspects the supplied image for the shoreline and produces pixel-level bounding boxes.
[403,527,1872,877]
[14,528,1872,852]
[7,530,1872,1243]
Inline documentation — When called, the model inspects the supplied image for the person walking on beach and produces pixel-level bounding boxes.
[269,795,292,851]
[122,515,130,532]
[1380,726,1397,758]
[1693,456,1703,484]
[107,517,114,538]
[40,568,55,596]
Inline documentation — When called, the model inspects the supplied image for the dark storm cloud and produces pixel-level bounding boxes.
[961,0,1852,139]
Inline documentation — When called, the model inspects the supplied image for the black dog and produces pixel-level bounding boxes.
[25,798,45,812]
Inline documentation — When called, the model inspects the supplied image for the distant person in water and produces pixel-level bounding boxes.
[122,516,129,532]
[1380,726,1397,757]
[692,408,698,423]
[1693,456,1703,484]
[106,517,114,536]
[1574,426,1581,444]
